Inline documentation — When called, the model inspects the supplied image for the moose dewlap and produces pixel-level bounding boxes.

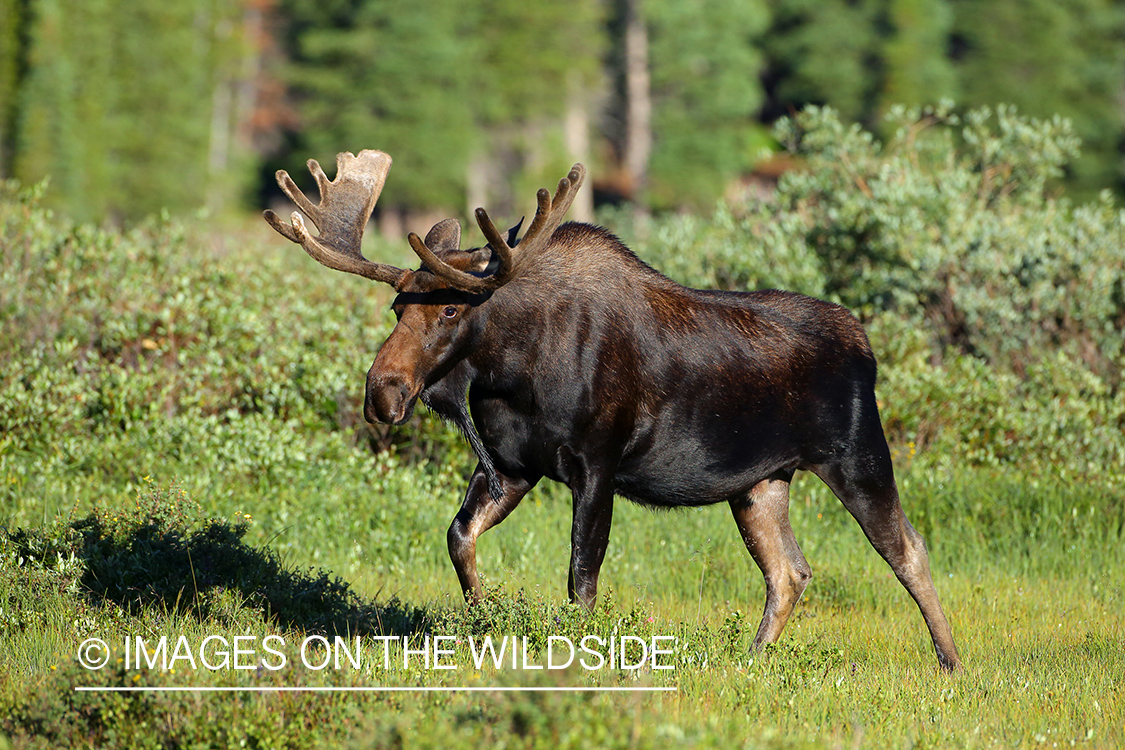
[264,150,962,672]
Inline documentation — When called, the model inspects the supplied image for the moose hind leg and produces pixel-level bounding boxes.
[447,464,535,603]
[813,449,963,672]
[730,472,812,649]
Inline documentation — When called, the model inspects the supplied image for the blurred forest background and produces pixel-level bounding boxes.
[1,0,1124,225]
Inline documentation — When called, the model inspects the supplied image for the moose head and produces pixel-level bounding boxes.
[264,150,585,426]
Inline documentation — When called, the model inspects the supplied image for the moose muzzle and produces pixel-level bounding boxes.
[364,367,422,425]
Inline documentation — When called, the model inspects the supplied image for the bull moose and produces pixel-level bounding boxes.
[264,150,962,672]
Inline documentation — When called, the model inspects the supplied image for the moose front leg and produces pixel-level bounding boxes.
[447,464,536,603]
[567,474,615,609]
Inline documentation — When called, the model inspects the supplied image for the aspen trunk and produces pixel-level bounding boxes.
[565,77,594,223]
[622,0,651,209]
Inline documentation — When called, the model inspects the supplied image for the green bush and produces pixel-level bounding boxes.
[617,104,1125,375]
[603,202,828,297]
[773,104,1124,377]
[0,180,467,521]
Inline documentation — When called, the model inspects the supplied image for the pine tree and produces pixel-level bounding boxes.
[640,0,770,208]
[8,0,251,220]
[0,0,27,176]
[280,0,477,211]
[279,0,605,219]
[950,0,1125,194]
[763,0,1123,194]
[11,0,84,210]
[881,0,958,111]
[761,0,882,125]
[469,0,604,218]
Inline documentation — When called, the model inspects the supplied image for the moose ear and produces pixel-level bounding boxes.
[505,217,524,247]
[424,218,462,255]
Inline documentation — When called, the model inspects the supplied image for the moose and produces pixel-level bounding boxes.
[264,150,962,672]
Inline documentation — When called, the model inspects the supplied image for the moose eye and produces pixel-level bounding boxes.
[441,305,459,320]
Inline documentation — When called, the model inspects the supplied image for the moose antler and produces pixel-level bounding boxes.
[263,150,408,288]
[409,164,586,294]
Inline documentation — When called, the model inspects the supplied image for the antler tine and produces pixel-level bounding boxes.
[514,163,586,256]
[263,150,408,288]
[519,188,554,245]
[407,231,500,294]
[474,207,516,273]
[401,163,587,295]
[555,163,586,218]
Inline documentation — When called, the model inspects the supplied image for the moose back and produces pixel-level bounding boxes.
[264,151,962,672]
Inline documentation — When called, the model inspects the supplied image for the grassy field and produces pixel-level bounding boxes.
[1,178,1123,748]
[1,466,1122,748]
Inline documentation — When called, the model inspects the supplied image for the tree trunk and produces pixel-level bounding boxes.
[565,76,594,223]
[465,150,490,224]
[622,0,651,210]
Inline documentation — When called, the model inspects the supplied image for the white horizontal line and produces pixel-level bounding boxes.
[75,685,676,693]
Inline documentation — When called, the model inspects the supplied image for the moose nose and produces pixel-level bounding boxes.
[364,372,417,425]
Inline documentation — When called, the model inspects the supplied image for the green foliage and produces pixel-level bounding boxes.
[471,0,605,125]
[281,0,477,209]
[762,0,1125,196]
[5,0,250,221]
[605,202,827,297]
[763,0,884,122]
[7,0,1125,223]
[642,0,770,208]
[279,0,606,211]
[772,105,1124,375]
[0,0,23,170]
[873,321,1125,481]
[950,0,1125,196]
[0,178,466,523]
[882,0,958,109]
[763,0,959,122]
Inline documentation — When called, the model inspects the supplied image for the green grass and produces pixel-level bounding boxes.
[2,462,1122,748]
[1,183,1123,747]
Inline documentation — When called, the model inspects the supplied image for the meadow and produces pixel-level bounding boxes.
[1,107,1123,747]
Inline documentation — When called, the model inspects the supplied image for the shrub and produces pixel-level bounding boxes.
[772,103,1125,379]
[0,180,466,517]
